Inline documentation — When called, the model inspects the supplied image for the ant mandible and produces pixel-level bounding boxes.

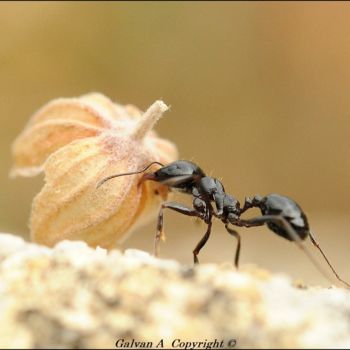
[97,160,350,288]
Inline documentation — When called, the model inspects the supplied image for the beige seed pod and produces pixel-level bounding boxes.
[11,93,178,248]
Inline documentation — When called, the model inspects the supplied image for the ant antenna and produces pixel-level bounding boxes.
[308,231,350,288]
[280,218,350,288]
[96,161,164,189]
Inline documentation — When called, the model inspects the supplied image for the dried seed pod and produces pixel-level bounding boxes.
[11,93,178,248]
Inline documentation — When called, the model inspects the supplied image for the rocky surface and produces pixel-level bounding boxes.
[0,233,349,349]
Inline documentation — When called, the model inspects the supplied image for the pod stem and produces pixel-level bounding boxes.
[131,100,169,140]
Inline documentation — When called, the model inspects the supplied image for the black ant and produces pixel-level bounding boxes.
[97,160,350,288]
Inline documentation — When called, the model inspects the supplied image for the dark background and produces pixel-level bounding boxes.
[1,2,350,285]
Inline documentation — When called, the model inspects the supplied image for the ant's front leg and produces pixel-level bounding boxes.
[191,198,214,264]
[155,201,205,258]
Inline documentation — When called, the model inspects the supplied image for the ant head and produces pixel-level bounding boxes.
[222,194,241,223]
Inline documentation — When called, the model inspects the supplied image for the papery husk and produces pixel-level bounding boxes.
[11,93,178,248]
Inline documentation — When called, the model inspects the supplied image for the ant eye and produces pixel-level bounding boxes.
[154,189,160,195]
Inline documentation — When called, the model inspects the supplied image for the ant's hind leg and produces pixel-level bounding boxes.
[309,231,350,289]
[240,215,350,289]
[224,224,241,269]
[155,202,204,258]
[193,219,212,265]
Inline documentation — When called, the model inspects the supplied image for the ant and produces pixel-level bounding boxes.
[97,160,350,288]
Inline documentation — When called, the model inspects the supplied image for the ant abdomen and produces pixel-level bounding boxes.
[260,194,310,241]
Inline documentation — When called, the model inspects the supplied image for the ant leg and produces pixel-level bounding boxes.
[239,215,302,239]
[309,231,350,289]
[155,202,204,258]
[193,219,213,265]
[225,224,241,269]
[240,215,350,288]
